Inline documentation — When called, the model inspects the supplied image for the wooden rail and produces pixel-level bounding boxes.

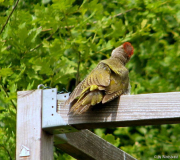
[55,129,136,160]
[58,92,180,129]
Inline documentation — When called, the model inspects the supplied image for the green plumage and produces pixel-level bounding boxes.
[66,58,130,115]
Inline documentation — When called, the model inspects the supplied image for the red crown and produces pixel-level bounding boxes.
[123,42,134,58]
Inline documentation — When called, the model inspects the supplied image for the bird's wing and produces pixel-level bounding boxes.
[66,62,111,105]
[102,68,129,103]
[83,62,111,87]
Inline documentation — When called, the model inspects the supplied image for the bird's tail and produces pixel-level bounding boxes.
[68,90,103,115]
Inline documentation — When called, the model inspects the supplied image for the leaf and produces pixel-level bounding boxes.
[0,106,5,111]
[141,19,148,28]
[102,134,120,147]
[18,23,28,43]
[27,81,35,90]
[0,68,13,77]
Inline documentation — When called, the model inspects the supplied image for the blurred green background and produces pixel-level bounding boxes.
[0,0,180,159]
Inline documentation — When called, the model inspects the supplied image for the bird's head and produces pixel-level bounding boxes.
[123,42,134,58]
[111,42,134,64]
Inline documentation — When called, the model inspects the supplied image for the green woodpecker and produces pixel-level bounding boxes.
[66,42,134,115]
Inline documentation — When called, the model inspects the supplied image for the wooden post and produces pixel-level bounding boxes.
[16,90,53,160]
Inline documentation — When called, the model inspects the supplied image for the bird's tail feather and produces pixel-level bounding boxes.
[68,90,103,115]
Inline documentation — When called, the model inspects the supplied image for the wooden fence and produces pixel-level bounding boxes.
[16,89,180,160]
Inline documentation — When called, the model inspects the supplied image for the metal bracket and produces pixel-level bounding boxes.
[42,88,78,134]
[19,145,30,157]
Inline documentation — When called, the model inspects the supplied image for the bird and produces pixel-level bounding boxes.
[65,42,134,115]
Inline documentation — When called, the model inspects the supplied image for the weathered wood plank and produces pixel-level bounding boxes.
[58,92,180,129]
[55,129,136,160]
[16,90,53,160]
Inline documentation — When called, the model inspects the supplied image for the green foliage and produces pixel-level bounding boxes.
[113,125,180,159]
[1,0,180,159]
[95,129,120,147]
[54,148,75,160]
